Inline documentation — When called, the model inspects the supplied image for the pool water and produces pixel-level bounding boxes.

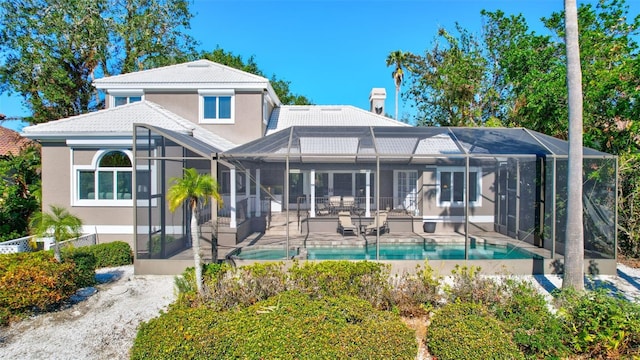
[234,242,541,260]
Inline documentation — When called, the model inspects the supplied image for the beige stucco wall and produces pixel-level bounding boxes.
[42,144,134,244]
[145,90,264,145]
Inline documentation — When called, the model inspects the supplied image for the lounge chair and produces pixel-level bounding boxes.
[364,211,389,235]
[337,211,357,236]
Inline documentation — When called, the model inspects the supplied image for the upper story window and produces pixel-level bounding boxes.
[199,89,234,124]
[437,167,482,207]
[109,90,144,107]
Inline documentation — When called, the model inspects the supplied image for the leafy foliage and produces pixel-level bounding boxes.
[29,205,83,261]
[428,302,525,360]
[0,146,41,241]
[132,291,417,360]
[0,0,197,123]
[0,252,78,325]
[556,288,640,358]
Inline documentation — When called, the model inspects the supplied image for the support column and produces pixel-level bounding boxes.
[230,168,237,228]
[255,169,261,217]
[245,169,251,216]
[310,169,316,217]
[365,170,371,217]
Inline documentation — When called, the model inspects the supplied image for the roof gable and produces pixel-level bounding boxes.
[94,59,270,90]
[266,105,410,135]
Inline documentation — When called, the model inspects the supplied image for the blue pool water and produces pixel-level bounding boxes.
[234,243,541,260]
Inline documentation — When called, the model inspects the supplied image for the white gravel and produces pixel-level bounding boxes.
[0,263,638,360]
[0,265,176,360]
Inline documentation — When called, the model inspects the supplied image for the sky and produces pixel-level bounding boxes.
[1,0,638,131]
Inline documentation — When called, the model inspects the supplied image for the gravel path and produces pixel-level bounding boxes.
[0,264,638,360]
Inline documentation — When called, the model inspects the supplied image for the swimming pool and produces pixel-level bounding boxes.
[233,242,542,261]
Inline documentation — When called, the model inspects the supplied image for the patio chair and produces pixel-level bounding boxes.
[316,202,330,216]
[342,195,355,213]
[328,195,341,214]
[337,211,357,236]
[364,211,389,235]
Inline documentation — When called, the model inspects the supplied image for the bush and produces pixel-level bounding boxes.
[209,262,286,310]
[0,252,78,317]
[388,262,442,316]
[428,302,525,360]
[132,291,417,360]
[87,241,133,268]
[288,260,391,309]
[61,248,97,288]
[444,265,501,304]
[556,288,640,358]
[492,279,569,359]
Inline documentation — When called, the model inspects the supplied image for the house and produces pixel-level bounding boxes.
[0,126,37,156]
[22,60,617,275]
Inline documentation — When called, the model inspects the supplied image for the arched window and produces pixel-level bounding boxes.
[78,151,133,201]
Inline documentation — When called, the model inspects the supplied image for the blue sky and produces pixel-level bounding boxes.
[1,0,638,131]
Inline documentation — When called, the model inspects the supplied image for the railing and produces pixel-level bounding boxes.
[0,235,35,255]
[58,233,97,249]
[0,233,97,255]
[303,195,419,216]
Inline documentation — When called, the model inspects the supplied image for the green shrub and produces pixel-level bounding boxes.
[0,252,78,316]
[132,291,416,360]
[174,262,231,306]
[428,302,525,360]
[61,248,97,288]
[88,241,133,268]
[288,260,391,309]
[493,279,569,359]
[556,288,640,358]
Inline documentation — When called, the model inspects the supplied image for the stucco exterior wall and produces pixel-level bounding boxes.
[145,90,264,145]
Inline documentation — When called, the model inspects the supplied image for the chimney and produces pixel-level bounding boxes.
[369,88,386,115]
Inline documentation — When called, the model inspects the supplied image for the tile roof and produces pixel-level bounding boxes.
[94,59,270,90]
[0,126,38,156]
[266,105,410,135]
[22,101,236,151]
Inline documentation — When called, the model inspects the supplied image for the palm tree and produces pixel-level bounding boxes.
[386,50,408,121]
[562,0,585,291]
[167,168,222,296]
[30,205,83,262]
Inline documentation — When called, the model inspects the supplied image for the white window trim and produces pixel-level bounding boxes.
[72,149,157,207]
[108,89,144,107]
[198,89,235,124]
[436,167,482,207]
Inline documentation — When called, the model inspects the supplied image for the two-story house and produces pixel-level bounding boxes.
[23,59,618,275]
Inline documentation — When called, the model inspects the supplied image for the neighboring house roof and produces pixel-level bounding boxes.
[94,59,281,105]
[0,126,38,156]
[266,105,410,135]
[21,101,236,151]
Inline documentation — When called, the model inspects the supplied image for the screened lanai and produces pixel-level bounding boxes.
[221,126,617,268]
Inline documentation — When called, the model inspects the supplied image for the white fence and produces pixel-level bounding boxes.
[0,233,97,255]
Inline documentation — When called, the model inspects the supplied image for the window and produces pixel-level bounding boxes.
[199,90,234,124]
[74,150,153,206]
[110,90,143,107]
[78,151,132,201]
[437,168,481,206]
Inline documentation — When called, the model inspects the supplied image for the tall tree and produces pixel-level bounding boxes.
[562,0,585,290]
[0,0,197,124]
[386,50,408,120]
[30,205,83,262]
[167,168,222,296]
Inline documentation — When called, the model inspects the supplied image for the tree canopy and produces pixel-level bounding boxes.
[0,0,196,124]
